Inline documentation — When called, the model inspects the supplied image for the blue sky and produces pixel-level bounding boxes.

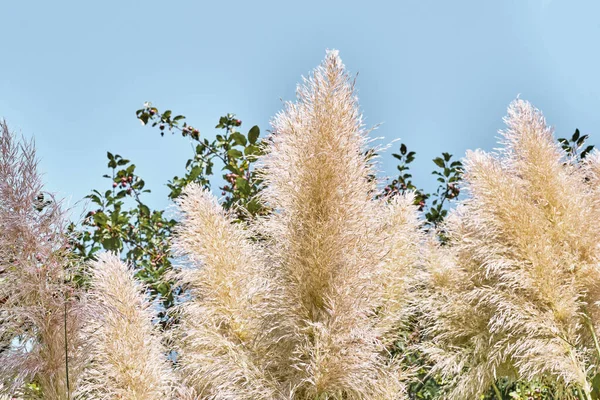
[1,1,599,216]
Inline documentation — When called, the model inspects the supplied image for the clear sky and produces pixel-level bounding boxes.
[1,1,599,215]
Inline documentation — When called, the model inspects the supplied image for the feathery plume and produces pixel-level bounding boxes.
[173,50,422,399]
[173,185,282,399]
[0,121,86,399]
[75,252,174,399]
[421,100,600,399]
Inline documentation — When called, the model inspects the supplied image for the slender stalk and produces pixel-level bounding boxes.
[584,310,600,361]
[583,383,593,400]
[64,296,70,400]
[565,341,594,400]
[492,381,503,400]
[578,309,600,400]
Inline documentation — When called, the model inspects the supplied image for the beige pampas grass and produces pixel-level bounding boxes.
[421,99,600,399]
[0,121,86,399]
[172,50,423,399]
[172,186,282,399]
[76,252,174,399]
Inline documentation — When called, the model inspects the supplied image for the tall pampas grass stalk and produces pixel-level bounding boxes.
[421,100,600,400]
[0,121,86,399]
[75,252,174,399]
[172,50,423,399]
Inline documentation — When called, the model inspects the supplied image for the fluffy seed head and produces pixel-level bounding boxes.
[76,252,174,399]
[421,99,600,399]
[173,50,423,399]
[0,121,86,399]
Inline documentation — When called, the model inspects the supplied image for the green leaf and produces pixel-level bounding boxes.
[138,113,149,125]
[93,212,108,225]
[577,134,588,146]
[231,132,247,146]
[157,283,169,296]
[244,145,260,156]
[101,236,120,251]
[248,126,260,144]
[247,198,261,214]
[227,149,243,159]
[236,177,250,195]
[87,194,102,205]
[189,165,202,181]
[591,372,600,400]
[140,204,150,217]
[134,179,146,190]
[433,157,445,168]
[582,145,595,158]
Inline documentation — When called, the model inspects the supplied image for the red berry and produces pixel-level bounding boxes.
[112,182,117,188]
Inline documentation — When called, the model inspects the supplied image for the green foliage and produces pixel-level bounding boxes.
[559,128,595,161]
[69,152,177,314]
[485,379,554,400]
[73,105,267,324]
[392,317,445,400]
[428,153,462,226]
[136,103,267,220]
[383,144,463,231]
[384,143,427,205]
